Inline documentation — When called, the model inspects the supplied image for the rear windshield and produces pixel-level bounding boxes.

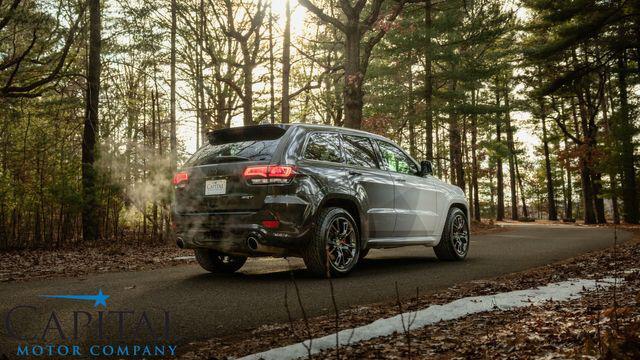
[186,126,286,166]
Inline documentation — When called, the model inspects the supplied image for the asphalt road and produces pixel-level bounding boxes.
[0,223,630,355]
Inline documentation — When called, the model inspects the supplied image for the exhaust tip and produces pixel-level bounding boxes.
[247,235,259,251]
[176,238,185,249]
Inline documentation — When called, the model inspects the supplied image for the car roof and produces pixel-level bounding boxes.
[204,123,419,164]
[219,122,390,141]
[206,123,394,151]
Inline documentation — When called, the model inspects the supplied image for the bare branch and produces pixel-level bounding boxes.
[362,0,385,31]
[354,0,368,14]
[0,27,37,72]
[214,74,244,101]
[0,0,21,32]
[298,0,346,32]
[0,1,87,98]
[339,0,356,18]
[549,97,582,145]
[361,1,407,71]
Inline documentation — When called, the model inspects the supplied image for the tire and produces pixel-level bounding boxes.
[434,207,469,261]
[303,207,360,277]
[195,249,247,273]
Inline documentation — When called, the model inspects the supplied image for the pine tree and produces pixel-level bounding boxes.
[82,0,102,241]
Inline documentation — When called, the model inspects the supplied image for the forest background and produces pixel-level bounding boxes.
[0,0,638,249]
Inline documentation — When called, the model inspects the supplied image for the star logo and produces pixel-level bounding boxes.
[41,289,110,308]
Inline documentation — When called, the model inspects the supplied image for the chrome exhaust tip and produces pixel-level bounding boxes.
[247,235,259,251]
[246,233,288,256]
[176,237,185,249]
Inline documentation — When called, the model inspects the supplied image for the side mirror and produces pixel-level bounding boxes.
[420,160,433,177]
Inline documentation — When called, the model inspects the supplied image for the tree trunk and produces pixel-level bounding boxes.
[424,0,433,161]
[471,90,480,222]
[489,170,496,219]
[408,56,416,158]
[610,174,621,224]
[281,0,291,123]
[81,0,101,242]
[514,154,529,218]
[268,10,275,124]
[194,11,202,148]
[617,51,639,223]
[435,119,442,177]
[600,74,619,224]
[463,113,472,210]
[151,88,158,241]
[504,89,518,220]
[243,64,254,126]
[540,98,558,220]
[198,0,208,139]
[449,78,464,190]
[592,172,606,223]
[215,38,234,129]
[157,82,166,243]
[573,94,596,224]
[170,0,177,170]
[343,24,363,129]
[495,90,504,221]
[561,114,573,220]
[565,166,573,219]
[579,162,595,223]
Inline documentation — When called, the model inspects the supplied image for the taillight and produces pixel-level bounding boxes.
[243,165,296,185]
[268,165,295,178]
[172,171,189,187]
[243,166,269,178]
[261,220,280,229]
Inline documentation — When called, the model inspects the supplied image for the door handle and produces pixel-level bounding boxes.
[348,170,362,176]
[394,177,406,182]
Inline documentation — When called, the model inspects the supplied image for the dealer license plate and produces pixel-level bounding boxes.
[205,179,226,196]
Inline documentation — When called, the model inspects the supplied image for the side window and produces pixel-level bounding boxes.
[377,141,419,175]
[304,132,343,163]
[342,135,378,169]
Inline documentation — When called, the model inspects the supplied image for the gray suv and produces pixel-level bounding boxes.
[172,124,469,277]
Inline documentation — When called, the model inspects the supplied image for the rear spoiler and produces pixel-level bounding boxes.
[206,124,290,145]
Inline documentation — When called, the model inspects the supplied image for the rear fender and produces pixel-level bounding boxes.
[434,189,469,238]
[316,194,369,248]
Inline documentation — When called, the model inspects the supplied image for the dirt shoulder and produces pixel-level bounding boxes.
[471,219,507,234]
[0,242,195,282]
[179,228,640,359]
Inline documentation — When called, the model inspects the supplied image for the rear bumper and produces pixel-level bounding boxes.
[172,195,312,256]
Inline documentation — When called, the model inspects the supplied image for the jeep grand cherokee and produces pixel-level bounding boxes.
[172,124,469,277]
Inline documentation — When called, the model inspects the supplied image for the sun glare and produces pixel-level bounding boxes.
[269,0,308,39]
